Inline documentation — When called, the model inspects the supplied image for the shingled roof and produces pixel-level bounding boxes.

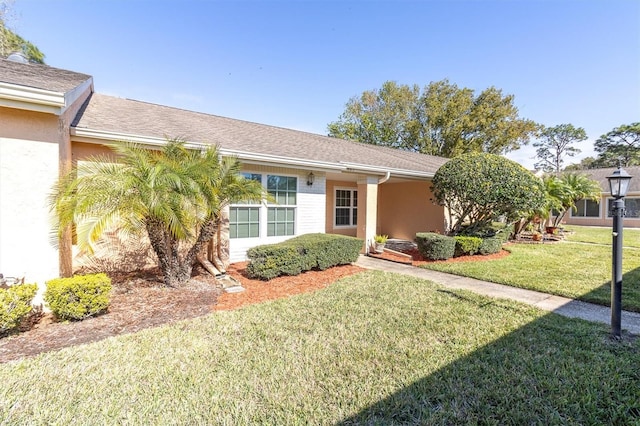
[0,58,92,94]
[72,93,448,176]
[575,166,640,194]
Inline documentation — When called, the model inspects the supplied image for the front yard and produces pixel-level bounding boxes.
[1,270,638,424]
[423,226,640,312]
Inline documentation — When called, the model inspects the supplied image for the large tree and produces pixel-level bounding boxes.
[50,140,265,286]
[533,124,587,174]
[328,79,538,157]
[593,122,640,167]
[0,2,45,63]
[431,152,546,235]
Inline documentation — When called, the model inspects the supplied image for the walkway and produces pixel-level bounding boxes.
[355,255,640,335]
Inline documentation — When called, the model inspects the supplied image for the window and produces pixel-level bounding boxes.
[267,175,297,236]
[571,199,600,218]
[230,173,262,239]
[335,189,357,227]
[607,197,640,219]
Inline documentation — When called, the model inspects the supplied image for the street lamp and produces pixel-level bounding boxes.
[606,165,632,338]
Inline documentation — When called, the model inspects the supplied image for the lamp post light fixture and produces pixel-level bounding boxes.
[606,165,632,338]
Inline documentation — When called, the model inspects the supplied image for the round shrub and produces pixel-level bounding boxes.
[416,232,456,260]
[0,283,37,335]
[44,273,112,321]
[432,153,546,234]
[478,237,504,255]
[454,236,483,257]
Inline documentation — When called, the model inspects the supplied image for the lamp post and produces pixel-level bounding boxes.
[606,165,632,338]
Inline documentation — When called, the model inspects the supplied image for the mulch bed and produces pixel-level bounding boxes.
[0,263,364,364]
[370,247,510,265]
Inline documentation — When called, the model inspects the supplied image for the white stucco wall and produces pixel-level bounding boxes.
[228,166,327,262]
[0,137,59,287]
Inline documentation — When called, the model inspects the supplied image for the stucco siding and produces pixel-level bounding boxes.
[378,181,445,240]
[0,137,59,285]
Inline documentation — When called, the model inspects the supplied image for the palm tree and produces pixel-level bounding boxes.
[51,139,265,286]
[551,173,602,227]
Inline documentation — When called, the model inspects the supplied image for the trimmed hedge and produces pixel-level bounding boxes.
[479,237,503,255]
[454,236,483,257]
[416,233,456,261]
[246,233,363,280]
[0,283,37,335]
[45,273,112,321]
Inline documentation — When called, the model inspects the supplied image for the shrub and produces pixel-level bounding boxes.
[416,232,456,261]
[0,283,37,335]
[246,233,363,280]
[478,237,504,255]
[454,236,483,256]
[44,273,112,321]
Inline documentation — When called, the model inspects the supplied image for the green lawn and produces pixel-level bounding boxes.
[423,241,640,312]
[1,271,639,424]
[564,224,640,248]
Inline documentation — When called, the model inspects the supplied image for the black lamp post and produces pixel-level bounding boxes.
[606,165,632,338]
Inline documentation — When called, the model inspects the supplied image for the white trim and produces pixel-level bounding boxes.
[334,187,358,228]
[341,161,436,179]
[0,79,93,116]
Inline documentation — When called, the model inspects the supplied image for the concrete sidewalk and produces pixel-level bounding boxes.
[356,255,640,335]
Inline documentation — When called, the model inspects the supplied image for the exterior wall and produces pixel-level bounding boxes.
[325,180,358,237]
[561,192,640,228]
[228,165,326,262]
[0,107,61,287]
[378,180,446,240]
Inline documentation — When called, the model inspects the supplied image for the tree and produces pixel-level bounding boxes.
[593,122,640,167]
[564,156,598,171]
[549,173,601,227]
[431,152,546,235]
[0,2,45,63]
[50,140,265,286]
[328,79,538,157]
[533,124,587,174]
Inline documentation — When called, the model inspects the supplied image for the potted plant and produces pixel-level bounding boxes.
[373,234,388,253]
[531,231,542,242]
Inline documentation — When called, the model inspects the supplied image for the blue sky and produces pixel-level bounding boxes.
[7,0,640,168]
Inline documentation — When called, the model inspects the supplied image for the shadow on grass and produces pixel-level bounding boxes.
[577,264,640,314]
[336,310,640,425]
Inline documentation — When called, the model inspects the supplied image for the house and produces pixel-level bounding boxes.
[0,58,448,285]
[560,166,640,228]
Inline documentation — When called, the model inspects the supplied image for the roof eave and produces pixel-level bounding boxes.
[0,82,65,114]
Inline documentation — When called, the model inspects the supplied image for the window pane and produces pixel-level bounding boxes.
[585,200,600,217]
[574,200,586,217]
[267,223,275,236]
[230,207,259,239]
[288,193,296,205]
[624,198,640,218]
[336,208,350,226]
[353,191,358,207]
[230,224,237,239]
[286,223,294,235]
[353,208,358,225]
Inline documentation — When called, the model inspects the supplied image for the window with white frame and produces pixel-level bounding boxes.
[267,175,297,236]
[229,173,262,239]
[607,197,640,219]
[335,189,357,227]
[571,199,600,218]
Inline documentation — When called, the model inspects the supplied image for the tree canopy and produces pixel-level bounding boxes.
[0,3,45,63]
[593,122,640,167]
[431,152,546,235]
[50,140,265,286]
[328,80,538,158]
[533,124,587,174]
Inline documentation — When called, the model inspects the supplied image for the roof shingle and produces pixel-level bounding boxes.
[0,58,92,94]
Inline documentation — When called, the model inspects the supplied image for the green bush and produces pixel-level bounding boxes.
[44,273,112,321]
[246,233,363,280]
[0,283,37,335]
[479,237,504,255]
[454,236,483,256]
[416,233,456,261]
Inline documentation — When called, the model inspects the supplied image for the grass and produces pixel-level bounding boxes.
[563,224,640,248]
[0,271,639,424]
[423,242,640,312]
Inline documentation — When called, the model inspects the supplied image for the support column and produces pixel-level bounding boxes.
[356,176,379,253]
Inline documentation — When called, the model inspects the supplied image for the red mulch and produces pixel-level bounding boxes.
[370,247,510,265]
[0,264,364,364]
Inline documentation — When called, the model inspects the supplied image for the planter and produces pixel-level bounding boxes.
[545,226,558,235]
[532,233,542,242]
[374,242,386,253]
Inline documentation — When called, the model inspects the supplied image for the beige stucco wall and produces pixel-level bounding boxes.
[325,180,358,237]
[0,107,61,287]
[377,181,445,240]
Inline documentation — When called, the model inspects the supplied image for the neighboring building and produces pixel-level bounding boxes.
[1,58,448,284]
[561,166,640,228]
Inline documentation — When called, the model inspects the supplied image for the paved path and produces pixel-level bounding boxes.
[356,255,640,335]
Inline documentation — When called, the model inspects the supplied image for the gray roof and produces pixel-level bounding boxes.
[72,93,448,175]
[0,58,92,94]
[573,166,640,194]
